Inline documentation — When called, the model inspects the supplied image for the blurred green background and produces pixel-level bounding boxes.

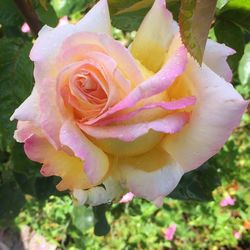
[0,0,249,249]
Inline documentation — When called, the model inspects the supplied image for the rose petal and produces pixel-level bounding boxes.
[85,46,187,125]
[60,121,109,184]
[204,39,235,82]
[80,112,189,142]
[119,192,134,203]
[76,0,111,35]
[131,0,178,72]
[73,177,123,206]
[98,96,196,126]
[24,134,92,191]
[114,147,184,201]
[10,86,39,123]
[59,32,143,87]
[14,121,40,142]
[38,78,63,148]
[162,60,248,172]
[30,0,111,62]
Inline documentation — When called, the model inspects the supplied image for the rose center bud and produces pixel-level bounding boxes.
[59,63,109,122]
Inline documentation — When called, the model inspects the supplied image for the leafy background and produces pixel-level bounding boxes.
[0,0,249,249]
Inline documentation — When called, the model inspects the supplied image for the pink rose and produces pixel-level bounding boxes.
[220,195,235,207]
[119,192,134,203]
[163,224,177,241]
[233,231,241,239]
[11,0,247,206]
[21,22,30,33]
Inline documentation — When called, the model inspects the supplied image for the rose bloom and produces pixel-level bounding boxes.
[11,0,247,206]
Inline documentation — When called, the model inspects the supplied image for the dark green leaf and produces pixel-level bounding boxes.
[217,0,250,33]
[179,0,217,64]
[169,163,220,201]
[72,205,94,232]
[214,20,245,71]
[35,177,63,200]
[239,42,250,85]
[166,0,181,21]
[11,142,40,175]
[93,204,110,236]
[111,8,149,32]
[14,172,36,196]
[0,180,25,224]
[35,3,58,27]
[0,39,33,150]
[108,0,147,15]
[0,0,24,26]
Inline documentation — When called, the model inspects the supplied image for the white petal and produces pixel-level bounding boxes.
[73,177,123,206]
[163,59,248,172]
[204,39,235,82]
[115,147,184,201]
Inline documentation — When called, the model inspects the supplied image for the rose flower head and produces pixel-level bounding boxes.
[11,0,248,206]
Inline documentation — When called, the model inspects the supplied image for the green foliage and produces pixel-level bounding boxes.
[179,0,217,64]
[110,0,180,32]
[0,39,33,150]
[219,0,250,33]
[239,42,250,85]
[93,204,110,236]
[0,180,25,224]
[169,163,220,201]
[35,2,58,27]
[51,0,95,18]
[111,8,149,32]
[72,205,94,232]
[0,0,24,27]
[214,21,245,71]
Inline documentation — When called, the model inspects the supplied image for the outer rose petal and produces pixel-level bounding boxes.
[37,78,63,148]
[131,0,177,72]
[114,147,184,201]
[14,121,41,142]
[24,134,92,191]
[163,60,248,172]
[60,121,109,185]
[204,39,235,82]
[73,177,123,206]
[30,0,111,62]
[10,86,39,123]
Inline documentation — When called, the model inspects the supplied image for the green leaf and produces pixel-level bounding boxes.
[0,39,34,150]
[179,0,217,64]
[14,172,36,196]
[0,180,25,224]
[93,204,110,236]
[51,0,95,17]
[217,0,250,33]
[35,177,64,200]
[0,0,24,26]
[72,205,94,232]
[109,0,149,15]
[216,0,229,10]
[11,142,40,175]
[111,8,149,32]
[214,20,245,71]
[110,0,180,32]
[239,42,250,85]
[35,2,58,27]
[169,163,220,201]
